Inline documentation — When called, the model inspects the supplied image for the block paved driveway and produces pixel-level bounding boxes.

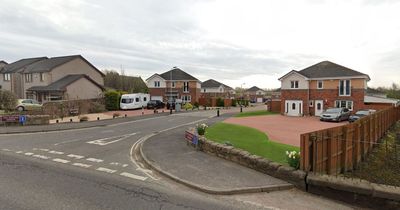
[224,115,347,147]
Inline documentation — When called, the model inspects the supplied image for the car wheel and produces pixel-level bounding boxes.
[17,106,24,111]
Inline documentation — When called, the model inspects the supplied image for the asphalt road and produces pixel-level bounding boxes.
[0,111,270,210]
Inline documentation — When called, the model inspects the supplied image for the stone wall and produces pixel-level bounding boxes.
[26,115,50,125]
[192,131,400,209]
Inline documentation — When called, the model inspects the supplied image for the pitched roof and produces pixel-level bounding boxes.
[0,60,7,65]
[158,67,199,81]
[27,74,104,92]
[0,57,47,73]
[297,61,370,80]
[201,79,232,89]
[247,86,263,92]
[23,55,105,76]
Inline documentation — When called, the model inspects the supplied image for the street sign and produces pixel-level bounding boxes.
[0,115,19,122]
[19,115,26,124]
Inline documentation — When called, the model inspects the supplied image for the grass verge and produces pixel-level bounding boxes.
[205,122,299,164]
[234,110,277,118]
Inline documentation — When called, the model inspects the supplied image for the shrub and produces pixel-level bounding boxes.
[196,123,208,135]
[79,116,89,122]
[183,103,193,110]
[232,99,237,107]
[89,102,106,113]
[286,151,300,169]
[104,90,120,111]
[216,97,224,107]
[193,102,199,109]
[0,90,17,112]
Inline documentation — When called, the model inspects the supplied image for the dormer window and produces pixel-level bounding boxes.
[290,81,299,89]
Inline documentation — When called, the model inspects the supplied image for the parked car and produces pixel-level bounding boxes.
[147,100,165,109]
[320,107,351,122]
[16,99,42,111]
[166,100,176,110]
[348,109,376,123]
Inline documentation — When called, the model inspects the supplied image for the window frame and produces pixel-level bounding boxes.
[339,80,351,96]
[335,100,353,111]
[154,81,160,87]
[183,81,189,93]
[317,80,323,89]
[40,73,45,82]
[290,80,299,89]
[3,73,11,81]
[24,73,33,83]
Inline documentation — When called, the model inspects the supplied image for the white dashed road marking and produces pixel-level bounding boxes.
[1,148,12,152]
[32,154,50,160]
[49,151,64,155]
[72,163,92,168]
[16,151,23,154]
[86,158,104,163]
[96,167,117,174]
[24,152,34,156]
[52,158,70,164]
[39,149,49,152]
[120,172,148,181]
[67,154,85,159]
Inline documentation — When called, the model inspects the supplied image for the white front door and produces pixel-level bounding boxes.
[315,100,324,116]
[285,100,303,116]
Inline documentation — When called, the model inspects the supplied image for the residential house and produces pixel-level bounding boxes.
[0,55,104,102]
[200,79,235,99]
[0,60,7,69]
[278,61,371,116]
[146,67,201,103]
[245,86,266,103]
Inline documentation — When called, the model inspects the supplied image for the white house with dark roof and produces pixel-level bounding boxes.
[146,67,201,103]
[200,79,234,99]
[244,86,266,102]
[0,55,104,102]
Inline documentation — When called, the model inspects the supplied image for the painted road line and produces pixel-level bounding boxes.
[39,149,49,152]
[86,158,104,163]
[86,132,137,146]
[24,152,34,156]
[32,154,50,159]
[1,149,12,152]
[52,158,70,164]
[49,150,64,155]
[67,154,85,159]
[96,167,117,174]
[16,151,23,154]
[72,163,92,168]
[122,164,129,168]
[120,172,147,181]
[54,136,94,146]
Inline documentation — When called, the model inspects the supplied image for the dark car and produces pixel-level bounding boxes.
[166,100,175,110]
[320,107,351,122]
[348,109,376,123]
[147,100,165,109]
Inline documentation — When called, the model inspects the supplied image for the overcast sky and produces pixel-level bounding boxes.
[1,0,399,89]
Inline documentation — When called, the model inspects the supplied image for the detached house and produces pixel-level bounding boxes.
[279,61,370,116]
[0,55,104,102]
[201,79,235,99]
[245,86,266,103]
[146,67,201,103]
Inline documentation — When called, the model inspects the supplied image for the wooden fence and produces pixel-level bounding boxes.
[300,106,400,174]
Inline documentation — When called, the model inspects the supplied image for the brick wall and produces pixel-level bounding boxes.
[268,100,281,113]
[148,87,200,103]
[280,90,309,115]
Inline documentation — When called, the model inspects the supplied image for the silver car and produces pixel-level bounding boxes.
[320,107,351,122]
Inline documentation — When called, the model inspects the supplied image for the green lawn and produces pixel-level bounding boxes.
[205,122,299,164]
[234,110,277,118]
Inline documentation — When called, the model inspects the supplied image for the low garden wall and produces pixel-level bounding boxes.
[188,130,400,209]
[0,115,50,126]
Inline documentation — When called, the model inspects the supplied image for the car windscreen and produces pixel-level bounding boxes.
[325,108,342,113]
[355,110,370,115]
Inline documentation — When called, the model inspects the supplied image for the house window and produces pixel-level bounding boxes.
[3,73,11,81]
[25,73,33,83]
[292,103,296,110]
[317,81,323,89]
[309,100,314,107]
[203,89,206,93]
[40,73,45,82]
[171,82,175,88]
[183,82,189,92]
[290,81,299,89]
[181,95,191,103]
[339,80,351,96]
[335,100,353,111]
[154,81,160,87]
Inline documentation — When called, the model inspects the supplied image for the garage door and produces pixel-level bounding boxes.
[257,97,263,103]
[151,96,163,101]
[285,100,303,116]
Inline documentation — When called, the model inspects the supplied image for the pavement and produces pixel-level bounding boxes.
[140,115,293,195]
[225,115,348,147]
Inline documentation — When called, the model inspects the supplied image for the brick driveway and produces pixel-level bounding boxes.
[224,115,347,147]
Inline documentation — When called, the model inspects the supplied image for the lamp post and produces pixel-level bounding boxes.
[240,83,245,112]
[169,68,173,114]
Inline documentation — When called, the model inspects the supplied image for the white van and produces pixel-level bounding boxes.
[120,93,150,110]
